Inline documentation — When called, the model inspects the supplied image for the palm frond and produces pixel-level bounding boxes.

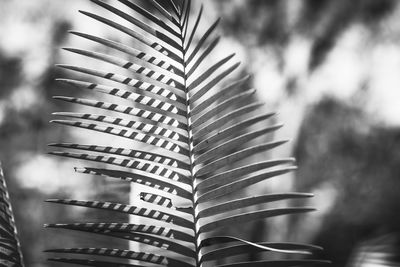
[0,163,24,267]
[47,0,330,266]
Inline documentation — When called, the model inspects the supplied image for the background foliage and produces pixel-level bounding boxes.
[0,0,399,266]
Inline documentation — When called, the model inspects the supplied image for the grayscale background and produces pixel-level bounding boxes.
[0,0,399,266]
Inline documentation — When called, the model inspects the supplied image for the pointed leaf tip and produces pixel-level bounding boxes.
[51,112,69,116]
[43,223,67,228]
[52,96,73,101]
[61,47,75,52]
[45,199,60,203]
[227,53,236,59]
[47,143,58,147]
[233,61,241,68]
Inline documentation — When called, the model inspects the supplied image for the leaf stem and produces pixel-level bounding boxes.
[178,1,202,266]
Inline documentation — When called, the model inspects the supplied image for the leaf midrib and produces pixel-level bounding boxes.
[176,3,203,266]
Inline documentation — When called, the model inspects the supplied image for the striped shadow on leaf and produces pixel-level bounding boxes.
[47,0,330,266]
[0,163,25,267]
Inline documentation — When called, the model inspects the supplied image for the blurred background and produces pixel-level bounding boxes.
[0,0,400,266]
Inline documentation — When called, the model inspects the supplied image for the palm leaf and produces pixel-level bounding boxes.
[47,0,330,266]
[0,163,24,267]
